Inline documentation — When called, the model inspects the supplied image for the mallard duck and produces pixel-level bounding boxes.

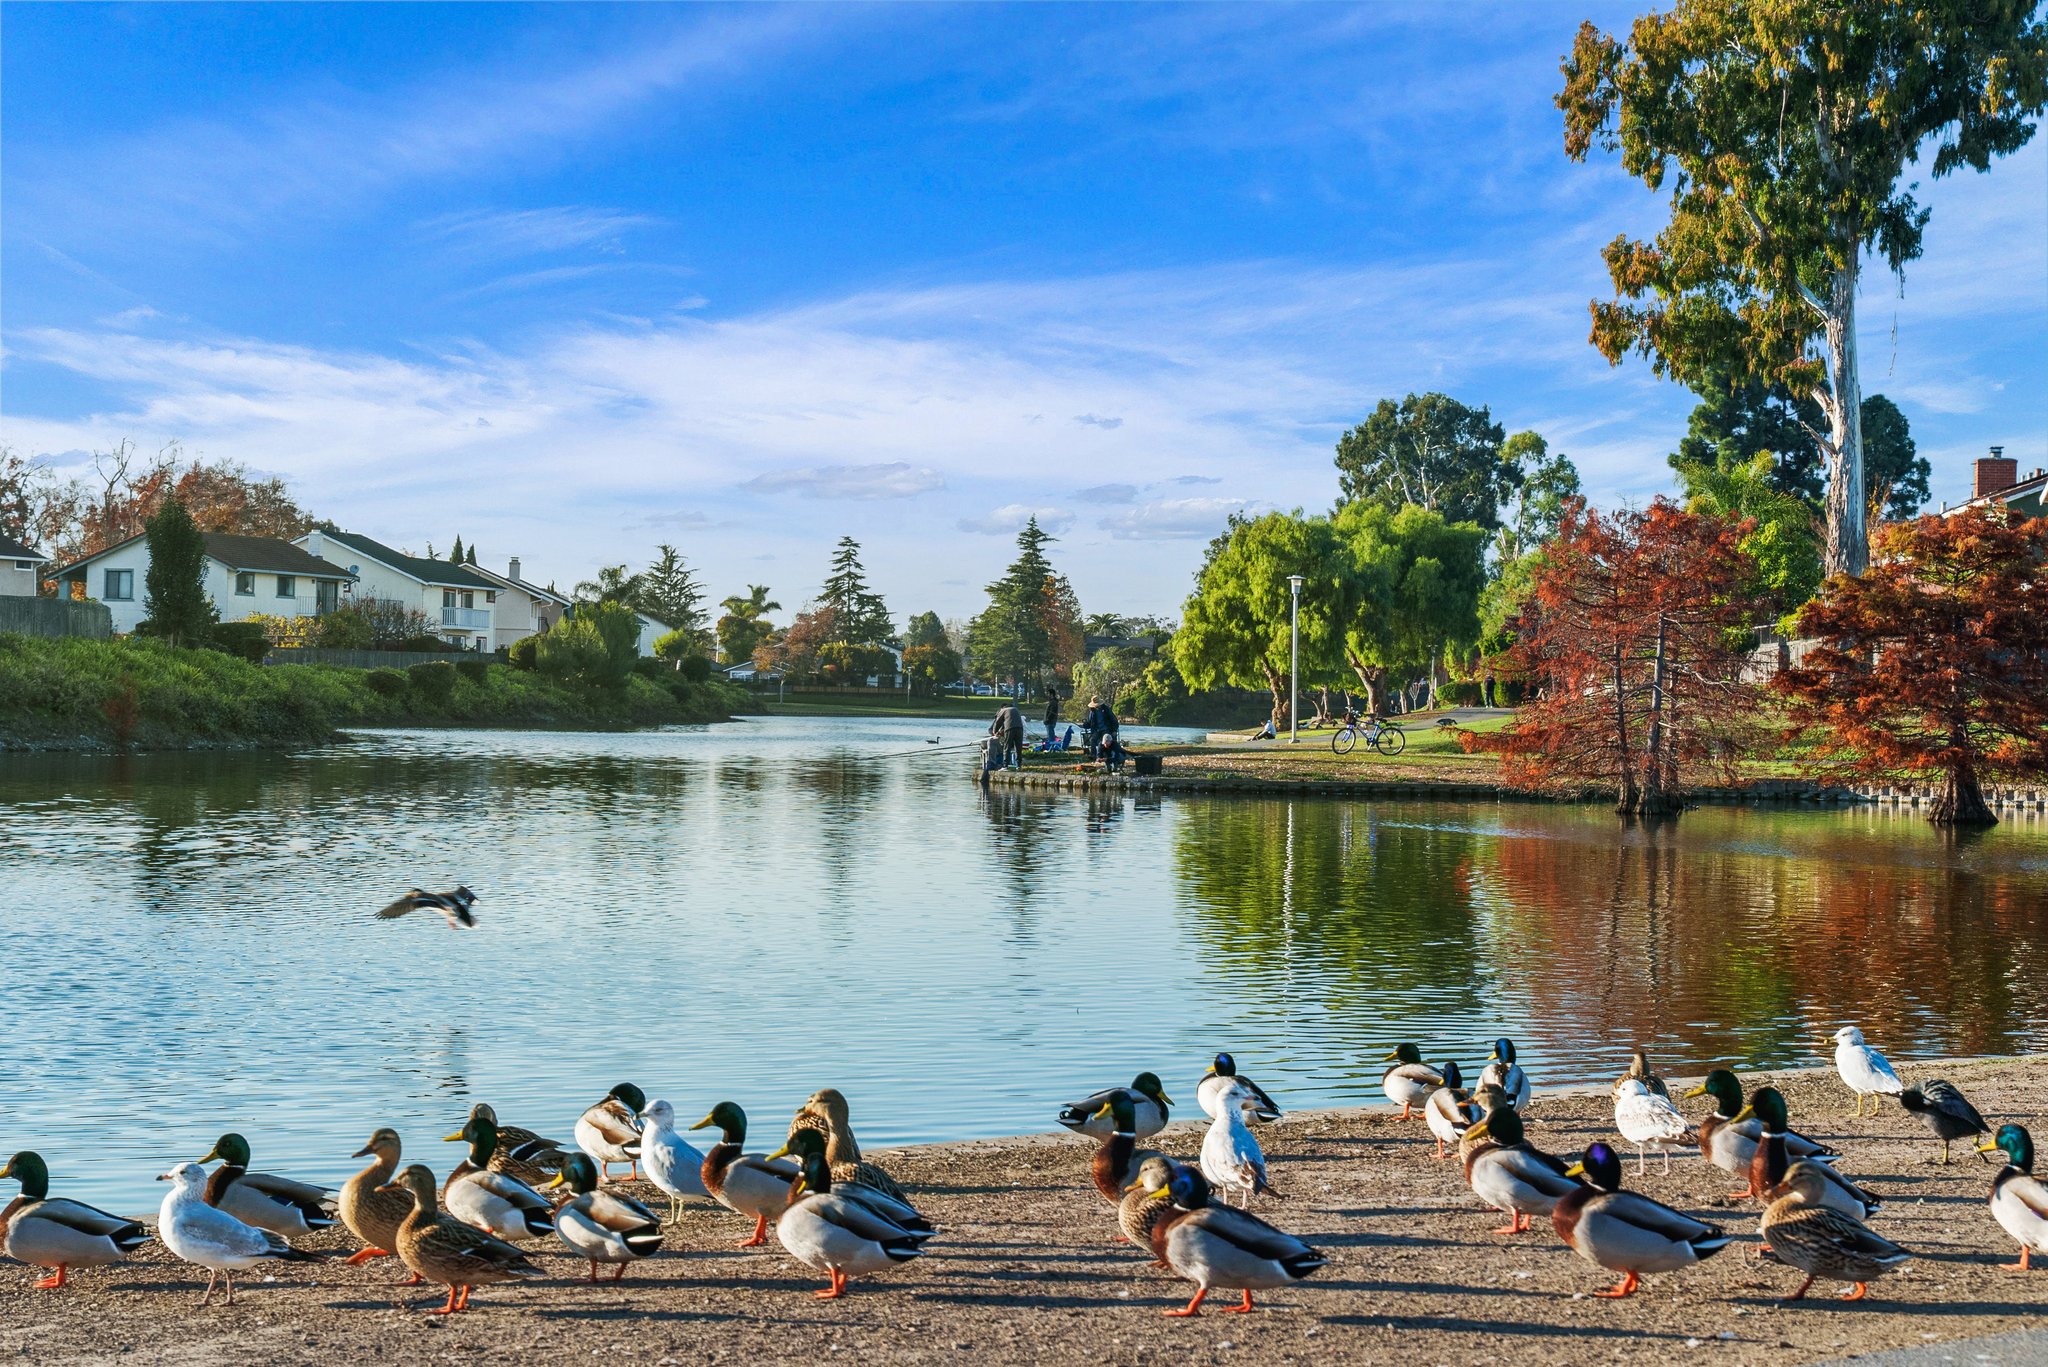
[378,1163,544,1314]
[1381,1044,1442,1119]
[1198,1054,1280,1124]
[1459,1083,1515,1163]
[196,1133,337,1244]
[338,1128,419,1280]
[157,1162,319,1305]
[1832,1026,1903,1117]
[1424,1061,1476,1160]
[1057,1073,1173,1139]
[1685,1068,1838,1198]
[1978,1124,2048,1271]
[1199,1087,1275,1209]
[779,1129,933,1232]
[690,1101,799,1247]
[1552,1142,1730,1297]
[1142,1165,1327,1316]
[785,1088,908,1201]
[1899,1080,1990,1164]
[0,1151,148,1289]
[1461,1106,1579,1235]
[575,1083,646,1182]
[636,1099,709,1226]
[442,1112,556,1241]
[1760,1165,1910,1301]
[1089,1093,1169,1206]
[1479,1038,1532,1111]
[544,1152,663,1281]
[1119,1156,1182,1264]
[1739,1087,1881,1221]
[375,885,477,929]
[777,1148,931,1299]
[1614,1049,1668,1100]
[1613,1078,1693,1175]
[463,1103,571,1188]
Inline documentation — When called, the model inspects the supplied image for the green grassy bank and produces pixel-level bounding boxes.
[749,689,1021,720]
[0,633,741,751]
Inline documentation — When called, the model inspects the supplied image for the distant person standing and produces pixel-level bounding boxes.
[1042,687,1061,743]
[992,700,1024,770]
[1483,669,1497,708]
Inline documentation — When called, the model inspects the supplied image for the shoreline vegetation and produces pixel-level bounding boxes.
[5,1054,2043,1365]
[0,633,741,752]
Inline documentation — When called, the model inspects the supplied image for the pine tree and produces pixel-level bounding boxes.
[641,543,708,639]
[450,535,465,565]
[819,536,892,644]
[138,496,219,647]
[969,518,1058,689]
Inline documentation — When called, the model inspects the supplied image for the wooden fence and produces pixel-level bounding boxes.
[0,596,113,640]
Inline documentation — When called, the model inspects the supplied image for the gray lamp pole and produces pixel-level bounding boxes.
[1287,574,1304,744]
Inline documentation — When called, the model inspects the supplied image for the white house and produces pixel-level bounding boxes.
[296,528,506,653]
[1,533,47,598]
[50,532,355,634]
[465,557,572,652]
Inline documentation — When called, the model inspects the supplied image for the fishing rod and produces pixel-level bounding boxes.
[836,739,989,764]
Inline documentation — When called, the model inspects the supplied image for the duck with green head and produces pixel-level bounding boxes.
[780,1128,933,1233]
[1461,1106,1579,1235]
[1057,1072,1172,1140]
[1087,1092,1169,1206]
[1424,1061,1475,1160]
[1978,1124,2048,1271]
[1552,1142,1730,1298]
[442,1113,556,1241]
[776,1147,931,1299]
[545,1152,663,1282]
[1142,1165,1327,1316]
[1479,1038,1532,1111]
[1736,1087,1880,1220]
[575,1082,647,1183]
[196,1132,336,1245]
[0,1151,149,1289]
[1684,1068,1838,1198]
[691,1101,799,1247]
[1381,1044,1443,1120]
[462,1102,571,1188]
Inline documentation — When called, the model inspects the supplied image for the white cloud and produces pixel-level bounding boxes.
[1102,496,1269,541]
[1073,413,1123,429]
[957,504,1073,535]
[1078,483,1139,503]
[744,462,946,500]
[419,206,658,256]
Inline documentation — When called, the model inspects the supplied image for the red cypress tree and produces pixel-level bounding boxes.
[1775,507,2048,826]
[1475,499,1759,816]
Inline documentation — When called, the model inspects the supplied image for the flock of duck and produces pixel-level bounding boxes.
[2,1029,2044,1320]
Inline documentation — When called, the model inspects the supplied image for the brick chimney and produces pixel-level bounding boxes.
[508,557,521,582]
[1973,446,2017,499]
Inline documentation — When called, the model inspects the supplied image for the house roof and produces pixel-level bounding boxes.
[465,561,572,606]
[1945,468,2047,518]
[0,532,47,561]
[51,531,354,580]
[310,529,499,590]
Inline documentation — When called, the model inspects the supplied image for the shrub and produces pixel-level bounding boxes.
[1436,681,1482,707]
[312,605,376,649]
[677,654,712,683]
[652,628,698,662]
[539,601,639,687]
[507,635,539,671]
[455,658,490,684]
[365,668,409,697]
[399,634,455,653]
[207,621,272,664]
[408,660,459,703]
[632,656,669,679]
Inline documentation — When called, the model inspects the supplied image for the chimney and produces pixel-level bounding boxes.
[1973,446,2018,499]
[304,529,323,560]
[508,557,522,582]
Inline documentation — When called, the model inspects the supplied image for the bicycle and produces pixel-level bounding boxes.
[1330,715,1406,756]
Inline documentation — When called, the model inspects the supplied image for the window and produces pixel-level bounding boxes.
[276,575,296,598]
[443,589,456,608]
[485,590,497,604]
[103,568,133,600]
[14,560,33,571]
[475,636,488,651]
[235,572,255,596]
[460,590,475,610]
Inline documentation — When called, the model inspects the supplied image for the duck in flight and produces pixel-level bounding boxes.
[376,886,478,929]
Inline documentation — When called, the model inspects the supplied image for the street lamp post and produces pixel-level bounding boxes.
[1287,574,1304,744]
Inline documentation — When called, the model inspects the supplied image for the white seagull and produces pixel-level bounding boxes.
[1199,1087,1276,1210]
[1832,1026,1904,1118]
[156,1162,315,1305]
[1613,1077,1693,1175]
[637,1099,710,1226]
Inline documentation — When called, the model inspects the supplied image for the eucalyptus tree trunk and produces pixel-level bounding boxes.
[1821,262,1868,578]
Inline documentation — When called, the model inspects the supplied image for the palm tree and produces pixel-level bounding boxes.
[575,564,644,607]
[720,584,780,622]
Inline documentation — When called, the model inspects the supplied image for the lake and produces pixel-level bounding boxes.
[5,714,2046,1214]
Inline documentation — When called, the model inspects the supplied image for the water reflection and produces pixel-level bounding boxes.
[2,722,2043,1214]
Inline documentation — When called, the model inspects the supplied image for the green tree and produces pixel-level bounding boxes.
[575,563,644,607]
[466,544,478,565]
[1334,502,1489,715]
[449,535,464,565]
[1673,451,1824,616]
[1669,371,1826,505]
[901,642,963,696]
[539,600,639,687]
[715,584,779,665]
[1073,644,1150,709]
[1496,431,1582,562]
[1334,393,1517,530]
[639,543,708,644]
[1560,0,2048,577]
[970,517,1059,688]
[819,537,892,644]
[136,496,218,647]
[903,610,949,651]
[1860,394,1930,525]
[1173,511,1363,728]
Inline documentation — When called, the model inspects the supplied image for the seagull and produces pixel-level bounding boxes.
[1832,1026,1904,1118]
[376,886,478,929]
[157,1162,319,1305]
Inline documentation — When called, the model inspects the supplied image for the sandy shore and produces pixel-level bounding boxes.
[5,1055,2044,1365]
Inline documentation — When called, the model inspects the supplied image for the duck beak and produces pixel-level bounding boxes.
[790,1176,807,1197]
[373,1182,400,1196]
[1144,1186,1170,1202]
[0,1159,11,1181]
[689,1114,716,1131]
[1381,1050,1401,1062]
[1976,1140,2000,1154]
[442,1131,467,1143]
[1202,1065,1217,1077]
[1564,1161,1586,1178]
[541,1173,566,1191]
[197,1145,220,1164]
[1090,1102,1112,1121]
[765,1143,792,1160]
[1730,1103,1756,1125]
[1156,1090,1174,1106]
[1468,1118,1492,1140]
[1123,1177,1145,1192]
[351,1143,374,1158]
[1681,1083,1707,1098]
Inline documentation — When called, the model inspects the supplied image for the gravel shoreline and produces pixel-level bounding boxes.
[5,1055,2044,1365]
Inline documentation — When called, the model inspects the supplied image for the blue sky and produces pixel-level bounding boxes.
[4,4,2043,621]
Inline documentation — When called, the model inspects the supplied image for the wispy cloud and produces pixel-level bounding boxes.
[958,504,1072,535]
[1073,413,1123,429]
[420,206,659,257]
[1102,496,1268,541]
[744,462,946,500]
[1078,483,1139,504]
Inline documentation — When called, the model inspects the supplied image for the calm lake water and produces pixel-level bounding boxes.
[6,714,2047,1214]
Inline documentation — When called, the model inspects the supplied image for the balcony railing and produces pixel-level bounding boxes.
[440,607,492,629]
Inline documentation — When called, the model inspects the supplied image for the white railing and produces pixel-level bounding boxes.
[440,607,491,629]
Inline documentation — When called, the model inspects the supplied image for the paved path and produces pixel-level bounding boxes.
[1809,1327,2048,1366]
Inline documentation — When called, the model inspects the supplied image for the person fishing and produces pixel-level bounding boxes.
[990,699,1024,770]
